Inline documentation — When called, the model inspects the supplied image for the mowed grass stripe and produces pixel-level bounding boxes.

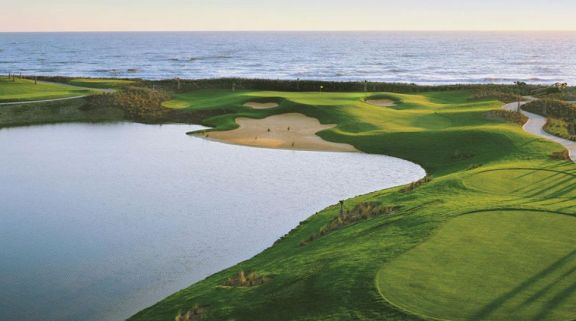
[377,210,576,321]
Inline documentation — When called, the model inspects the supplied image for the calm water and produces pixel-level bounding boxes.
[0,123,424,321]
[0,32,576,84]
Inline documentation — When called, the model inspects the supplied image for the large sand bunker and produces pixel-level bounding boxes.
[366,99,395,107]
[243,102,279,109]
[198,113,358,152]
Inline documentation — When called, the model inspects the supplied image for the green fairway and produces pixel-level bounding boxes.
[377,210,576,321]
[129,87,576,321]
[0,77,97,102]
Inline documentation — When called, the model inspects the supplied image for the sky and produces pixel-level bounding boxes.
[1,0,576,32]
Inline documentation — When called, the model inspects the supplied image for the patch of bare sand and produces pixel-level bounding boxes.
[198,113,358,152]
[243,102,279,109]
[366,99,395,107]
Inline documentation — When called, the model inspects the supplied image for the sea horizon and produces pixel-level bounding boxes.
[1,31,575,84]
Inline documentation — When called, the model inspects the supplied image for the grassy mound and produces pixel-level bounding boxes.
[377,210,576,321]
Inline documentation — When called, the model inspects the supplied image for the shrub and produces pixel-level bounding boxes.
[223,271,271,287]
[543,118,576,141]
[174,304,207,321]
[485,110,528,125]
[300,202,400,246]
[522,99,576,120]
[400,176,433,193]
[550,150,571,160]
[469,89,521,103]
[85,87,171,121]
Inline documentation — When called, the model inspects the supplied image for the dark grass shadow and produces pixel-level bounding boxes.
[519,266,576,307]
[467,167,576,199]
[530,279,576,321]
[471,249,576,320]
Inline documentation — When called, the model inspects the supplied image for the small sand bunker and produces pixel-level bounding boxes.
[199,113,358,152]
[243,102,279,109]
[366,99,395,107]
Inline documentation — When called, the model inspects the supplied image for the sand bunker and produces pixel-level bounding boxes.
[198,113,358,152]
[366,99,395,107]
[243,102,279,109]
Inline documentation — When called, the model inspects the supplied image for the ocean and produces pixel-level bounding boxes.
[0,31,575,84]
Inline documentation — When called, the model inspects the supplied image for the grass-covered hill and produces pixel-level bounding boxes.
[130,89,576,321]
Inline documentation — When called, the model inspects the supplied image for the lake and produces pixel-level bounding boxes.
[0,123,425,321]
[1,32,576,84]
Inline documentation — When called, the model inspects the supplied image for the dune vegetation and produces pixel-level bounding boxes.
[66,78,137,89]
[1,78,575,321]
[523,99,576,141]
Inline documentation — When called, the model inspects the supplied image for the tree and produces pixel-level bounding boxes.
[514,81,527,112]
[554,82,568,92]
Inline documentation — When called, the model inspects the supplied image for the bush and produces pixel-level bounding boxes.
[550,150,571,160]
[85,87,171,121]
[522,99,576,120]
[485,110,528,125]
[300,202,400,246]
[174,304,207,321]
[400,176,433,193]
[469,89,521,103]
[543,118,576,141]
[223,271,271,287]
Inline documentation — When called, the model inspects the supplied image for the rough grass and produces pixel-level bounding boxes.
[0,77,97,102]
[128,89,576,321]
[0,98,125,128]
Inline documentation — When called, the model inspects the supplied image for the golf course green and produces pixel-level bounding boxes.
[0,76,98,102]
[377,210,576,321]
[2,79,575,321]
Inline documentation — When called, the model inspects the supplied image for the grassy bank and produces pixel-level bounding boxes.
[0,98,125,129]
[2,78,575,321]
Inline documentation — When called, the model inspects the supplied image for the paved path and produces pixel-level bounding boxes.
[0,80,114,106]
[503,100,576,162]
[0,95,89,106]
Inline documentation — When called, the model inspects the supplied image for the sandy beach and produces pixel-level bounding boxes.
[196,113,358,152]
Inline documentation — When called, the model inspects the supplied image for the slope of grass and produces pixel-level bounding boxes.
[0,77,97,102]
[129,89,576,321]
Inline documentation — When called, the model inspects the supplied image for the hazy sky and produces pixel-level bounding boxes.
[2,0,576,32]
